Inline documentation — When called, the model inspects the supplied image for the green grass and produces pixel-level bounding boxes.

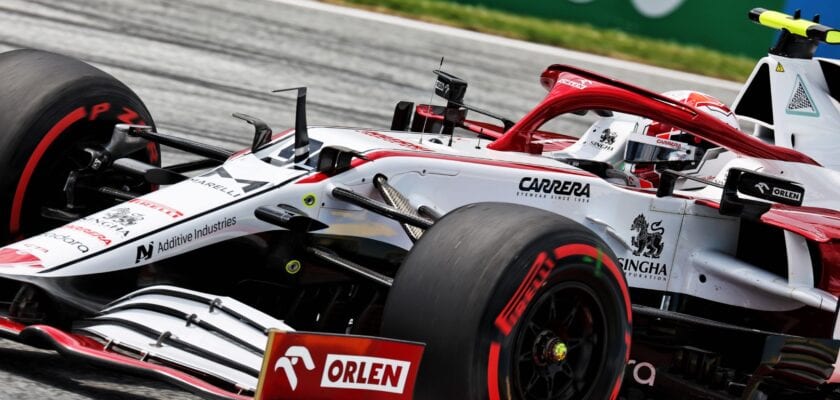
[324,0,756,81]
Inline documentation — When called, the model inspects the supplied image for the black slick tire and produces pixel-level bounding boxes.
[382,202,632,400]
[0,49,158,243]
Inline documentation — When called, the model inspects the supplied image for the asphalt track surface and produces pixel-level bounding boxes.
[0,0,743,398]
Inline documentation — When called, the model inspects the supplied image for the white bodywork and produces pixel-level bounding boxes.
[1,43,840,392]
[0,124,836,318]
[734,55,840,170]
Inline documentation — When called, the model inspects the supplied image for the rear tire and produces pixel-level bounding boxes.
[382,202,632,400]
[0,49,158,243]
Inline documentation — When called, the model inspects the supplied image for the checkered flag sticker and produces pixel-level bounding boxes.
[786,75,820,117]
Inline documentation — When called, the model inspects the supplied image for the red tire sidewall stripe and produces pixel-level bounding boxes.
[553,244,631,400]
[553,243,632,323]
[488,341,502,400]
[9,107,87,236]
[488,243,632,400]
[494,252,550,335]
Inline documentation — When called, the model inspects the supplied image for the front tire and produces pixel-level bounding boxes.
[382,202,632,400]
[0,49,159,243]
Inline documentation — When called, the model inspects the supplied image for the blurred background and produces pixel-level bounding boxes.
[442,0,840,59]
[326,0,840,81]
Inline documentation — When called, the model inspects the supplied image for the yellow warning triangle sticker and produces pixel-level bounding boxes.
[776,63,785,73]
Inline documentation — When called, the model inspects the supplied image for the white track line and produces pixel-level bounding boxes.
[268,0,744,91]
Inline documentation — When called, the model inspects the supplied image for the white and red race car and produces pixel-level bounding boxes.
[0,8,839,400]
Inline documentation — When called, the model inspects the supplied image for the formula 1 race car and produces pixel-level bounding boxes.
[0,7,839,400]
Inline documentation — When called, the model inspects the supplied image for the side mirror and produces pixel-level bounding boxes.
[719,168,804,219]
[233,113,273,152]
[316,146,367,175]
[726,168,804,206]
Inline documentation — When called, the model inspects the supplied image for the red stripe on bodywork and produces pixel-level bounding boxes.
[694,199,721,210]
[25,325,250,400]
[695,199,840,244]
[761,204,840,243]
[295,149,595,184]
[415,105,578,149]
[229,129,295,160]
[818,241,840,296]
[0,316,26,336]
[10,107,87,236]
[490,66,819,165]
[295,156,371,183]
[3,320,248,398]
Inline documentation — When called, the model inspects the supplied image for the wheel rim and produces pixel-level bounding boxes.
[511,281,608,400]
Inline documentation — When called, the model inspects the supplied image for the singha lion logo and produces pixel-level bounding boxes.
[600,129,617,145]
[630,214,664,258]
